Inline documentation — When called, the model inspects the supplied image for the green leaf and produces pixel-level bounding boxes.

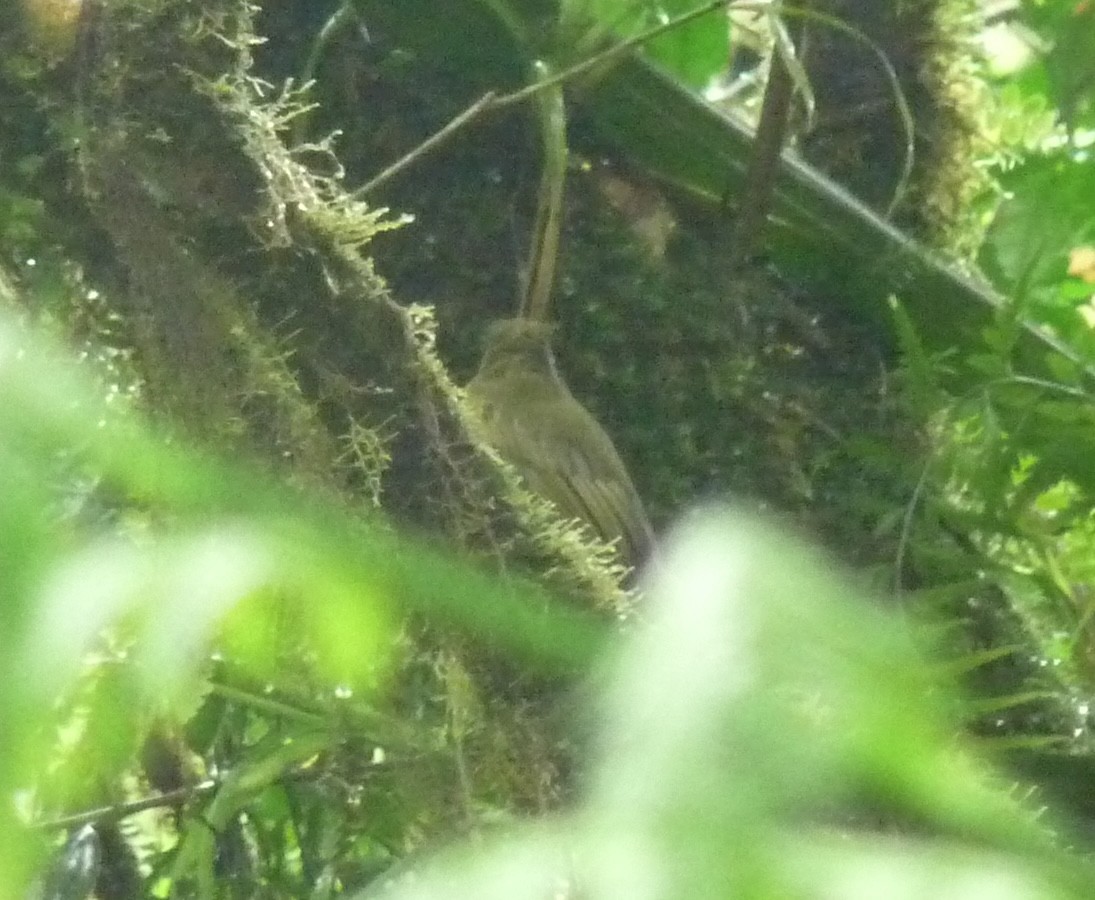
[344,510,1093,898]
[643,0,728,88]
[889,294,942,415]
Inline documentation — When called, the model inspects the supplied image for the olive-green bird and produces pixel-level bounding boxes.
[465,318,655,572]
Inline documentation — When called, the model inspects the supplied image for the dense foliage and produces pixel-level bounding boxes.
[2,0,1095,897]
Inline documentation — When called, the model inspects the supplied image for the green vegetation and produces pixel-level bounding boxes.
[3,0,1095,897]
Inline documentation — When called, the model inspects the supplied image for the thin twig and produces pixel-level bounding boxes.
[496,0,732,109]
[730,9,806,268]
[34,780,219,831]
[354,91,498,196]
[355,0,742,196]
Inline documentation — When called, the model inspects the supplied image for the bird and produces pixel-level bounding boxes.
[464,317,654,573]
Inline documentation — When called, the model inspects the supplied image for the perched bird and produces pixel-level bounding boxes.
[465,318,654,572]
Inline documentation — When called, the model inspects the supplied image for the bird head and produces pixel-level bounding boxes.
[476,318,560,382]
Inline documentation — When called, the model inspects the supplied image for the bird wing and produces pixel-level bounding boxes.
[477,387,654,569]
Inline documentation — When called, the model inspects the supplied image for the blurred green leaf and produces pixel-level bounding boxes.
[643,0,728,88]
[0,307,605,894]
[0,311,603,675]
[1021,1,1095,133]
[347,511,1095,899]
[980,154,1095,326]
